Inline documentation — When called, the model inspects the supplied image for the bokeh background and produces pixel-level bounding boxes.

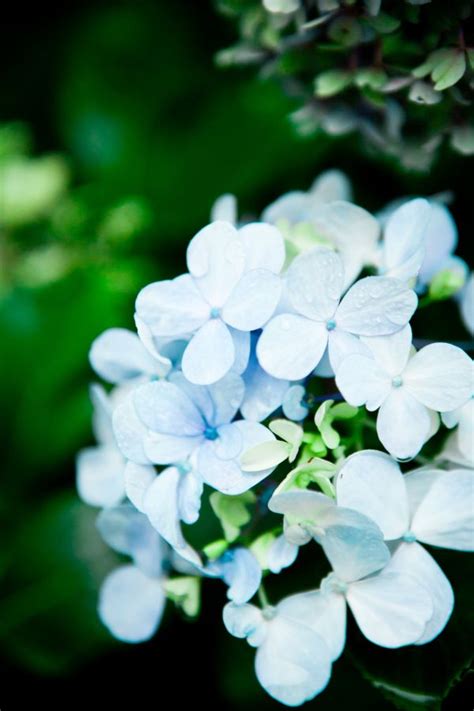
[1,1,472,709]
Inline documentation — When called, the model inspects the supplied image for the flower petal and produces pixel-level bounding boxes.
[238,223,286,273]
[112,395,151,465]
[361,325,413,377]
[211,193,237,224]
[287,248,344,321]
[186,221,245,306]
[388,542,454,645]
[135,274,209,336]
[382,198,431,281]
[404,343,472,412]
[98,565,165,643]
[133,380,204,436]
[76,446,125,508]
[223,601,266,647]
[335,353,391,411]
[328,328,371,372]
[411,469,474,551]
[222,269,281,331]
[346,568,433,648]
[182,318,235,385]
[242,355,289,422]
[267,535,299,574]
[257,314,328,380]
[89,328,164,383]
[419,203,458,285]
[124,461,156,512]
[377,389,431,459]
[336,277,417,336]
[336,450,409,540]
[212,548,262,604]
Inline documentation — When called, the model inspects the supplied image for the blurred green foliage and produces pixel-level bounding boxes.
[0,1,472,708]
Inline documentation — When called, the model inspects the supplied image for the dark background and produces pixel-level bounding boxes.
[0,1,472,709]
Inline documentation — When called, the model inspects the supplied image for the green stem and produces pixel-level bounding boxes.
[258,584,270,609]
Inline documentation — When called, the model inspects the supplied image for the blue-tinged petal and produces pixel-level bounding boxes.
[182,318,235,385]
[346,567,433,648]
[142,467,202,567]
[211,548,261,604]
[135,274,209,336]
[222,269,281,331]
[419,202,457,285]
[135,315,186,368]
[133,380,204,436]
[328,328,370,372]
[267,535,298,574]
[207,372,245,426]
[96,504,165,577]
[98,565,165,643]
[230,327,251,374]
[255,614,332,707]
[361,325,412,377]
[223,602,266,647]
[382,199,430,282]
[178,469,204,525]
[143,431,201,465]
[89,328,164,384]
[287,248,344,321]
[112,395,151,465]
[313,347,334,379]
[257,314,328,380]
[76,446,125,508]
[377,390,431,459]
[242,360,289,422]
[282,384,309,421]
[90,383,115,445]
[197,420,276,494]
[336,277,417,336]
[124,461,156,512]
[388,542,454,645]
[186,221,245,307]
[214,423,244,460]
[335,353,391,411]
[238,223,285,273]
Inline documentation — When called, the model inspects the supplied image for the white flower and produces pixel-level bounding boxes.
[257,247,417,380]
[335,325,472,458]
[89,327,172,383]
[442,389,474,465]
[336,450,474,642]
[223,595,333,706]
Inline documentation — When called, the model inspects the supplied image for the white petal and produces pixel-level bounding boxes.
[327,328,371,372]
[419,202,458,285]
[336,450,409,539]
[230,327,251,375]
[182,319,235,385]
[124,461,156,512]
[377,390,431,459]
[133,380,204,436]
[215,548,262,604]
[403,468,443,519]
[404,343,472,412]
[238,222,286,273]
[90,384,115,445]
[197,420,276,494]
[223,602,266,647]
[361,325,413,377]
[144,431,201,465]
[388,542,454,645]
[287,248,344,321]
[98,565,165,643]
[135,274,209,336]
[382,198,430,281]
[241,359,289,422]
[316,506,390,582]
[257,314,328,380]
[278,589,346,661]
[255,615,332,706]
[143,467,202,567]
[204,371,245,427]
[89,328,161,383]
[269,489,335,520]
[347,568,433,648]
[310,170,352,204]
[335,353,391,411]
[211,193,237,224]
[262,190,309,225]
[411,469,474,551]
[222,269,281,331]
[336,277,417,336]
[267,535,299,574]
[186,221,245,307]
[76,446,125,507]
[112,395,151,465]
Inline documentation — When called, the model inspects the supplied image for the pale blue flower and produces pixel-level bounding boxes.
[257,247,417,380]
[89,327,172,383]
[113,371,277,495]
[207,547,262,604]
[96,504,168,643]
[336,450,474,643]
[135,221,284,385]
[241,334,290,422]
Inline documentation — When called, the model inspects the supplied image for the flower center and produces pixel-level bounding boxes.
[326,319,336,331]
[392,375,403,388]
[321,572,347,595]
[177,461,191,475]
[402,530,417,543]
[204,426,219,441]
[209,307,220,319]
[262,605,277,621]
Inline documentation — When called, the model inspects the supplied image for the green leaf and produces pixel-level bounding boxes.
[431,50,466,91]
[240,440,291,471]
[314,70,352,98]
[210,491,256,542]
[202,538,229,560]
[331,403,359,419]
[412,49,451,79]
[163,577,201,617]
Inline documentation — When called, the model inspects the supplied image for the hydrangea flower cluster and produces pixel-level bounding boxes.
[77,170,473,706]
[216,0,474,169]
